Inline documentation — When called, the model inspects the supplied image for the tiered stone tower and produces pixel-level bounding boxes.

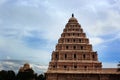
[45,14,120,80]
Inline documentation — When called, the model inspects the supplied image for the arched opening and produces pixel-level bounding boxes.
[66,46,68,49]
[84,66,87,70]
[73,39,75,42]
[73,46,76,50]
[64,65,67,69]
[67,39,69,42]
[83,54,86,59]
[65,54,67,59]
[74,65,77,69]
[79,39,81,43]
[81,46,83,50]
[74,54,76,59]
[55,54,58,60]
[73,33,75,36]
[92,55,95,59]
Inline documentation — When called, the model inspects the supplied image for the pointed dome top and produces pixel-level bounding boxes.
[72,13,74,17]
[68,13,78,23]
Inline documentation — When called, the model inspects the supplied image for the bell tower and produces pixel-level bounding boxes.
[47,14,102,72]
[46,14,102,80]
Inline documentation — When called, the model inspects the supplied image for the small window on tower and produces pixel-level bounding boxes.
[65,54,67,59]
[73,33,75,36]
[53,65,55,68]
[93,55,95,59]
[79,39,81,43]
[66,46,68,49]
[64,65,67,69]
[74,54,76,58]
[74,65,77,68]
[73,46,76,50]
[73,39,75,42]
[84,66,87,70]
[81,46,83,50]
[67,39,69,42]
[83,54,86,59]
[55,54,58,59]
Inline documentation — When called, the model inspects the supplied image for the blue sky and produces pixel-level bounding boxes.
[0,0,120,71]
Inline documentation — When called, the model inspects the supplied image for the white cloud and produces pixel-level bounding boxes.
[102,62,118,68]
[89,37,104,46]
[0,0,120,37]
[82,11,120,37]
[0,36,51,64]
[31,64,48,72]
[0,60,48,73]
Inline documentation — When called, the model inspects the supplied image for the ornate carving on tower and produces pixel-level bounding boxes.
[47,14,102,72]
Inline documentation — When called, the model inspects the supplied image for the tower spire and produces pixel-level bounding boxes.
[72,13,74,17]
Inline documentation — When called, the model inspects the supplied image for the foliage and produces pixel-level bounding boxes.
[0,70,45,80]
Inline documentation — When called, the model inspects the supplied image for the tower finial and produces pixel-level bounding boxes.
[72,13,74,17]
